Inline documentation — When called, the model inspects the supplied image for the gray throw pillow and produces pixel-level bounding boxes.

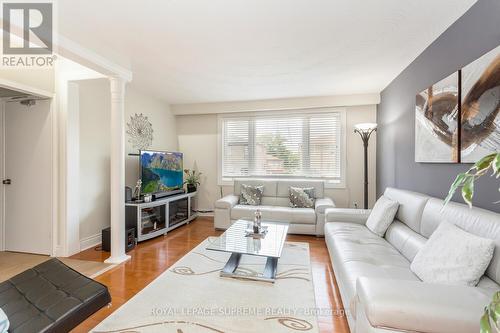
[289,187,315,208]
[239,184,264,205]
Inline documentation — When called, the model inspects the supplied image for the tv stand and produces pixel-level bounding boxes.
[125,191,197,242]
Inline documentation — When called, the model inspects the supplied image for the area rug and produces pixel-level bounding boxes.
[0,252,116,282]
[93,237,319,333]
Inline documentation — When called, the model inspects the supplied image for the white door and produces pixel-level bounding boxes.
[4,99,52,255]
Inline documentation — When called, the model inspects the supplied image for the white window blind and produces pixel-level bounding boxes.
[220,111,344,182]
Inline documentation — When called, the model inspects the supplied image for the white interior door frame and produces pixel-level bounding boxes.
[0,81,56,255]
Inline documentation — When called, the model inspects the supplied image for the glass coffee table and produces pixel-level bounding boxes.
[207,219,289,283]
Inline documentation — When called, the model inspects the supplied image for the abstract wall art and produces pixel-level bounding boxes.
[415,72,459,163]
[415,44,499,163]
[460,45,500,162]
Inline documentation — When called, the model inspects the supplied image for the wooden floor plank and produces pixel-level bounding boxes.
[70,217,350,333]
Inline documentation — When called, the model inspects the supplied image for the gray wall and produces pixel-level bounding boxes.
[377,0,500,213]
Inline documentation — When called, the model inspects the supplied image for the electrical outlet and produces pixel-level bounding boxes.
[353,202,358,209]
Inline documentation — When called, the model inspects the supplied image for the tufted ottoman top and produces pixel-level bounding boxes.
[0,258,111,333]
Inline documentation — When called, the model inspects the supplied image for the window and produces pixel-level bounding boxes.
[218,109,346,187]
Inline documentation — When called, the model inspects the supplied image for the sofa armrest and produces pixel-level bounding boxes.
[315,197,335,214]
[325,208,371,225]
[215,194,239,210]
[356,277,489,333]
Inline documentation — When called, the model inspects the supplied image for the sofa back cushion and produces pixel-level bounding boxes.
[234,179,277,198]
[233,179,324,207]
[277,180,324,199]
[385,221,427,261]
[421,198,500,285]
[384,188,430,233]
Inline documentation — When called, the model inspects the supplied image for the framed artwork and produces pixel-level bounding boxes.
[460,45,500,162]
[415,72,459,163]
[415,44,499,163]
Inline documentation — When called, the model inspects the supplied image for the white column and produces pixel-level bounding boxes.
[105,76,130,264]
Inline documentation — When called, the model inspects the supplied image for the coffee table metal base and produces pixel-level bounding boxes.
[220,253,278,283]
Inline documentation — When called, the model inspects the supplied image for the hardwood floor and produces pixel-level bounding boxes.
[70,217,350,333]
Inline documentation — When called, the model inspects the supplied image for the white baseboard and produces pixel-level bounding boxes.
[80,233,101,251]
[53,245,65,257]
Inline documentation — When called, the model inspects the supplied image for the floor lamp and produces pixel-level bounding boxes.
[354,123,377,209]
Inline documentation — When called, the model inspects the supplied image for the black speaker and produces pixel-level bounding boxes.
[126,228,136,252]
[125,186,132,202]
[102,227,136,252]
[102,227,111,252]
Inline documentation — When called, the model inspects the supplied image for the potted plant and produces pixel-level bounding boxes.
[184,169,202,193]
[444,152,500,333]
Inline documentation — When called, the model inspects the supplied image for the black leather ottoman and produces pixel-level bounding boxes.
[0,258,111,333]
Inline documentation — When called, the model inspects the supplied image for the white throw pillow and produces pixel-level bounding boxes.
[365,196,399,236]
[410,222,495,286]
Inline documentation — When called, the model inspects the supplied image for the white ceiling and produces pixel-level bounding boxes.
[57,0,477,104]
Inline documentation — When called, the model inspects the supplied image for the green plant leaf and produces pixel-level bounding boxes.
[462,176,475,208]
[474,154,496,172]
[491,292,500,327]
[481,311,492,333]
[444,173,467,206]
[493,154,500,177]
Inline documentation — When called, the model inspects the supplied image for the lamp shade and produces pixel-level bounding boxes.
[354,123,377,133]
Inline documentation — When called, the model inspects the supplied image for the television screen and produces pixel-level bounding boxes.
[140,150,183,194]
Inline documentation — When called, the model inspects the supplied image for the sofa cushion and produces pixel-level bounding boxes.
[325,222,420,314]
[277,180,324,198]
[411,222,495,286]
[289,187,315,208]
[384,187,429,233]
[239,184,264,205]
[385,221,427,262]
[421,198,500,285]
[365,195,399,236]
[234,179,277,197]
[231,205,316,224]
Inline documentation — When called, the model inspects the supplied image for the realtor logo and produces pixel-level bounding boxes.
[3,2,53,54]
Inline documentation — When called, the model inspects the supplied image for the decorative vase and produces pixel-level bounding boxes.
[253,209,262,234]
[187,184,197,193]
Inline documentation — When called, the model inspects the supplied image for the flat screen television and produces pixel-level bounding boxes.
[140,150,183,194]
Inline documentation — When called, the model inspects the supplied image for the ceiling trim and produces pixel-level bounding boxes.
[0,18,133,82]
[0,78,54,99]
[56,35,133,82]
[171,93,380,116]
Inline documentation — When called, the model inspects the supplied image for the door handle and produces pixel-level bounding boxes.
[2,179,11,185]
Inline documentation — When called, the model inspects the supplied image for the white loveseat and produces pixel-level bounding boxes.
[325,187,500,333]
[214,179,335,235]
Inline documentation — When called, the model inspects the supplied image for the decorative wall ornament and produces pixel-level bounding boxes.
[126,113,153,150]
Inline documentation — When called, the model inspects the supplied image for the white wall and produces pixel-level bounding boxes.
[176,99,377,211]
[78,79,111,243]
[125,88,178,187]
[77,79,178,246]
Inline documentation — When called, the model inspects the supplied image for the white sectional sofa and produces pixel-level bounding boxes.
[325,187,500,333]
[214,179,335,235]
